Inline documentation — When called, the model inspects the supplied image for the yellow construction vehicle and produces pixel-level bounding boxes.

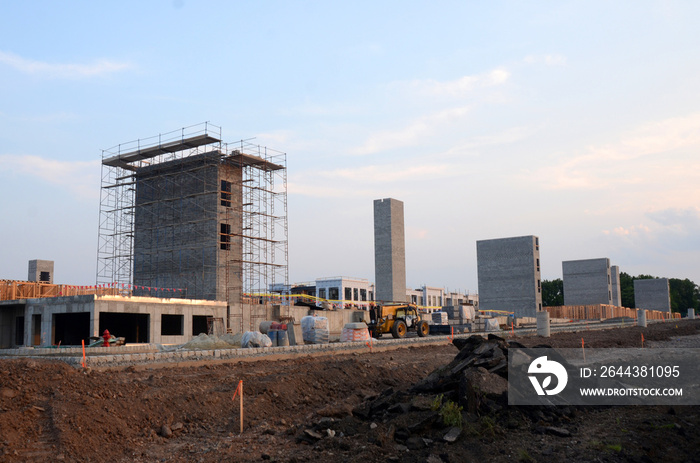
[368,303,430,339]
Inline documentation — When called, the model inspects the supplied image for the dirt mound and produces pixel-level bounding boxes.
[0,320,698,462]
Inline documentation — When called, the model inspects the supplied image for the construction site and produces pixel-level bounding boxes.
[0,123,698,462]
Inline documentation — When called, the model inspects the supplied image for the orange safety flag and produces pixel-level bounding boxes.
[232,380,243,400]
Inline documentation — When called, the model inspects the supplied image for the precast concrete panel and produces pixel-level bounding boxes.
[476,235,541,318]
[634,278,671,313]
[562,258,612,306]
[373,198,406,303]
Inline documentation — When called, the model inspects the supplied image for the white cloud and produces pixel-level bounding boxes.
[0,50,133,78]
[442,125,533,158]
[530,113,700,191]
[602,208,700,253]
[354,106,470,155]
[289,161,456,199]
[523,54,567,66]
[602,224,652,238]
[398,68,510,98]
[0,154,100,200]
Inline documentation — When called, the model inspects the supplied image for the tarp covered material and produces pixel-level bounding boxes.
[459,305,476,320]
[241,331,272,348]
[484,318,500,332]
[181,333,235,350]
[301,316,329,344]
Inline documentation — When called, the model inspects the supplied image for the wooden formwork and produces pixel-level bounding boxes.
[0,280,123,301]
[545,304,681,321]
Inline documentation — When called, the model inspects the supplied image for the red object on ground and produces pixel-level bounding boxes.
[102,329,111,347]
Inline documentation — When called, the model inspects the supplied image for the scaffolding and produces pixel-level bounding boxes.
[225,141,289,331]
[96,123,289,331]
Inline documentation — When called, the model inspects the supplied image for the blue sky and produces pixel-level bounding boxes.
[1,1,699,293]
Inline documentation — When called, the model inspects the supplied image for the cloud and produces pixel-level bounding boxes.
[531,113,700,191]
[289,161,456,198]
[0,154,100,200]
[523,54,567,66]
[602,224,652,238]
[0,50,133,78]
[354,106,470,155]
[647,207,700,236]
[602,208,700,253]
[442,125,533,158]
[398,68,510,98]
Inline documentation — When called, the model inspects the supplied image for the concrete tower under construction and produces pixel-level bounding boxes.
[373,198,407,303]
[97,123,288,332]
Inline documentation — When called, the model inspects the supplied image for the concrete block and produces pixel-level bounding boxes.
[687,308,695,319]
[637,309,647,327]
[536,311,550,337]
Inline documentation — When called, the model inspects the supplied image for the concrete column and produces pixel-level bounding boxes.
[688,309,696,320]
[637,309,647,327]
[536,311,550,337]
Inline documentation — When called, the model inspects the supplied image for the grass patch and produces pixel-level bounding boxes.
[439,400,463,428]
[605,443,622,453]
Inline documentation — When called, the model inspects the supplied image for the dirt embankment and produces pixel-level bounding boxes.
[0,320,698,463]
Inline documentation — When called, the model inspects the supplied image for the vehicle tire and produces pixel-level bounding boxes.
[417,320,429,337]
[391,320,407,339]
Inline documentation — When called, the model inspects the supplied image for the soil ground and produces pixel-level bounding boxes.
[1,320,699,463]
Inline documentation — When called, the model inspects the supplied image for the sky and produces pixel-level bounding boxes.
[1,1,699,294]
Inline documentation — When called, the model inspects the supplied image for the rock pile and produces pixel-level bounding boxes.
[340,334,577,451]
[410,334,513,414]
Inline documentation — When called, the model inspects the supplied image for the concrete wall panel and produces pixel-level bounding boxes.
[634,278,671,312]
[562,258,612,306]
[477,235,541,318]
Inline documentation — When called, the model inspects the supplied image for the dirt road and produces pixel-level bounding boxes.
[1,320,698,462]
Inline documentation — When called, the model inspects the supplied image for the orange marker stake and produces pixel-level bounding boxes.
[581,338,586,363]
[81,339,86,368]
[641,333,645,348]
[232,380,244,433]
[511,321,515,337]
[365,330,373,353]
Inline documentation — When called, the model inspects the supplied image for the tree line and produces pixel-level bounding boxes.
[541,273,700,315]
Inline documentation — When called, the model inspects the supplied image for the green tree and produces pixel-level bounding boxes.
[669,278,700,314]
[619,272,636,308]
[541,278,564,307]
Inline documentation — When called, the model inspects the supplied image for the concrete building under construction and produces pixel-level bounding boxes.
[97,123,289,334]
[0,123,290,348]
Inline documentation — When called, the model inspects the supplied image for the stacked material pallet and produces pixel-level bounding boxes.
[340,322,371,342]
[431,311,448,325]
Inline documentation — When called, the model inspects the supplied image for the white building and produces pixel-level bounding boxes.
[315,276,373,309]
